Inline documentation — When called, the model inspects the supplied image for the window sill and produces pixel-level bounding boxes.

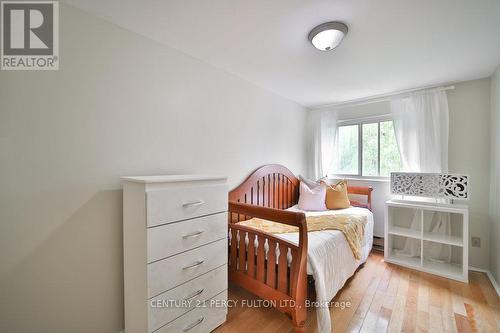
[327,176,390,183]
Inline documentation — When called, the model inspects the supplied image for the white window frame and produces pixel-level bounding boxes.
[331,114,397,180]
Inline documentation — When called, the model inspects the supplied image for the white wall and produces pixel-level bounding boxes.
[313,78,492,269]
[0,4,306,333]
[448,78,491,270]
[490,66,500,283]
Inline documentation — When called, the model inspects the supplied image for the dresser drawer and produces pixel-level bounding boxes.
[154,290,227,333]
[148,264,227,332]
[148,213,227,263]
[148,239,227,298]
[147,184,227,227]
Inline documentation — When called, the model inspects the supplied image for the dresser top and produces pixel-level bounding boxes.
[121,175,227,184]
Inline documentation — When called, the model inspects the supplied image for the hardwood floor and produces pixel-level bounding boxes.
[215,251,500,332]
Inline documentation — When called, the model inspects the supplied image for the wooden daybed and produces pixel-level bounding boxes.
[227,164,373,332]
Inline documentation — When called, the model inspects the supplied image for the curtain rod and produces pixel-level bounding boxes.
[314,84,455,110]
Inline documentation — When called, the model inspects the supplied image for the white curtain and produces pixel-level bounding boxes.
[391,89,452,262]
[391,90,449,172]
[308,110,338,180]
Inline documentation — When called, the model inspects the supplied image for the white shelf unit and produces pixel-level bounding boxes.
[384,199,469,282]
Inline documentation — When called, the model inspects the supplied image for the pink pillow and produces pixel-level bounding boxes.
[298,182,327,211]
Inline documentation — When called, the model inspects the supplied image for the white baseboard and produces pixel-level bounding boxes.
[469,266,500,296]
[485,270,500,297]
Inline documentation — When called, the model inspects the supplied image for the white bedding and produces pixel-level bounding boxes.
[276,205,373,333]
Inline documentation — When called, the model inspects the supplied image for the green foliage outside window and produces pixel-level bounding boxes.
[333,120,401,177]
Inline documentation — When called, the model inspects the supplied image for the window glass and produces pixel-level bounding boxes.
[333,120,401,177]
[336,125,359,175]
[362,123,379,176]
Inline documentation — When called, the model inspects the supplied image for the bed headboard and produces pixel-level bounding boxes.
[229,164,300,210]
[229,164,373,213]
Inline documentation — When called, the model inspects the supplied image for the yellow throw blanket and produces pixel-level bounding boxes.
[238,214,367,260]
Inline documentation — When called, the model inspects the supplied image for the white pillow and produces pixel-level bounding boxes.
[298,181,327,211]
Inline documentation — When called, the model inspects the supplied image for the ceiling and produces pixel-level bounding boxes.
[63,0,500,107]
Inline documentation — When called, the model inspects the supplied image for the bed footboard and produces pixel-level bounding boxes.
[228,201,308,332]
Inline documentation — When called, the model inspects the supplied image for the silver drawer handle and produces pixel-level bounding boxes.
[182,200,205,208]
[182,260,205,270]
[182,230,204,239]
[182,288,204,301]
[183,317,204,331]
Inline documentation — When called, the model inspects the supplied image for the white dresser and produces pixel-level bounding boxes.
[122,175,228,333]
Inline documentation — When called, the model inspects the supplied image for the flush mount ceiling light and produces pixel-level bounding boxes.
[308,21,348,51]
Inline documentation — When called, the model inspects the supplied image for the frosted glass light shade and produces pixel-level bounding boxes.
[308,22,348,51]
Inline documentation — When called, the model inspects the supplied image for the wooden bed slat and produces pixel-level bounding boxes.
[274,174,278,209]
[289,247,298,296]
[278,243,288,294]
[280,174,284,208]
[266,240,277,289]
[247,233,256,278]
[267,174,271,208]
[230,228,238,269]
[256,236,266,283]
[238,230,246,271]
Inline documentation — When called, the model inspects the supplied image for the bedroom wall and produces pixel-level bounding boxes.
[0,4,306,333]
[447,78,492,270]
[490,66,500,284]
[313,78,492,269]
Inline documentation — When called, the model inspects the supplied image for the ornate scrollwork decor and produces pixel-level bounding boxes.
[390,173,469,200]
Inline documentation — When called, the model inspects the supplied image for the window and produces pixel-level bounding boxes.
[332,119,402,177]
